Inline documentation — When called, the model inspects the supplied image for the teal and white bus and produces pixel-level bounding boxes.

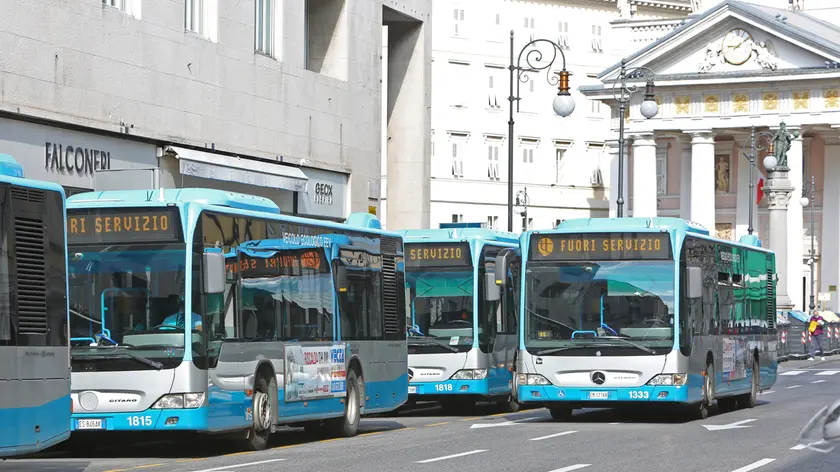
[496,217,778,420]
[66,188,407,450]
[398,225,521,411]
[0,155,71,457]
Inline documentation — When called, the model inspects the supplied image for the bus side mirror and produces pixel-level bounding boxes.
[485,272,500,301]
[202,252,226,294]
[335,265,348,293]
[494,248,516,286]
[686,267,703,299]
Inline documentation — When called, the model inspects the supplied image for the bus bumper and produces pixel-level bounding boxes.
[71,407,209,432]
[408,379,490,397]
[519,384,691,404]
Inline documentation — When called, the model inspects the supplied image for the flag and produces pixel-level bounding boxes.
[756,177,764,204]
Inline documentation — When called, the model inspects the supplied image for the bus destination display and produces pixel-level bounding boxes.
[406,242,471,268]
[529,232,672,261]
[67,208,181,244]
[231,249,328,278]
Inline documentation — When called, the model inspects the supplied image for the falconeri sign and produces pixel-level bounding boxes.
[45,141,112,176]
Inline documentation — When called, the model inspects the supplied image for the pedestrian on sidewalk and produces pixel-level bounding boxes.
[809,311,826,361]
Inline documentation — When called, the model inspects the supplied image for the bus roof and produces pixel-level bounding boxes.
[67,188,281,214]
[395,228,519,245]
[547,217,772,253]
[0,154,66,195]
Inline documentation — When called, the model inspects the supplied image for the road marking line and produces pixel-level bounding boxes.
[786,385,802,389]
[816,371,840,376]
[759,390,774,395]
[134,465,165,470]
[812,380,826,384]
[780,371,806,376]
[609,422,620,425]
[530,431,578,441]
[359,431,382,436]
[426,421,450,427]
[190,459,286,472]
[791,444,808,450]
[416,450,486,464]
[547,465,591,472]
[461,417,482,421]
[730,458,776,472]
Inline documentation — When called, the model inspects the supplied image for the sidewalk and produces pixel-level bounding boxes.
[779,356,840,371]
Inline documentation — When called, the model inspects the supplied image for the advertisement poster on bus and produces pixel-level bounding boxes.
[284,344,347,402]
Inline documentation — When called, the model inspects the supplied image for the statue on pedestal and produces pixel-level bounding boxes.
[771,122,799,169]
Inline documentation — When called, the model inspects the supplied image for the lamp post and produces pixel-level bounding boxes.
[507,31,575,232]
[514,188,530,232]
[741,126,776,235]
[800,175,816,314]
[609,59,659,217]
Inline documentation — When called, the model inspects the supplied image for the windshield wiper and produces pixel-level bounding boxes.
[407,337,460,353]
[596,336,657,355]
[533,346,594,356]
[74,346,164,370]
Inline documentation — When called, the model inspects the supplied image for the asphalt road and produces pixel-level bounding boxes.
[5,357,840,472]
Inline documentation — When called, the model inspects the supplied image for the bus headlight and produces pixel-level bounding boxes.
[518,374,551,386]
[646,374,687,386]
[152,393,205,409]
[451,369,487,380]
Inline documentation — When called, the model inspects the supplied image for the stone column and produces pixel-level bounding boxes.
[679,135,692,220]
[607,139,629,218]
[785,127,804,310]
[765,167,794,310]
[820,135,840,311]
[689,130,716,233]
[632,134,658,218]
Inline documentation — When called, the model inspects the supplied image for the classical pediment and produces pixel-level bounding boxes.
[598,0,840,81]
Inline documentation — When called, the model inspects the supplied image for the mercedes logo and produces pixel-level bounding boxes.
[591,371,606,385]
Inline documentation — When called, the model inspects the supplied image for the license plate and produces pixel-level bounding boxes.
[77,419,104,430]
[408,386,417,394]
[589,391,609,400]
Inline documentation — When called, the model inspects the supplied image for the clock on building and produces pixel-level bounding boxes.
[721,28,754,65]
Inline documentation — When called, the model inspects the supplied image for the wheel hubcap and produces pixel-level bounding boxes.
[346,383,359,425]
[254,391,271,431]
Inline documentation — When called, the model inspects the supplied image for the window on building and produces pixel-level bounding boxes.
[185,0,204,34]
[449,62,470,107]
[487,144,500,181]
[452,214,463,223]
[656,149,667,196]
[590,100,601,115]
[495,13,500,26]
[486,66,503,109]
[487,216,498,229]
[454,9,465,36]
[522,148,534,163]
[591,24,603,53]
[103,0,127,11]
[255,0,273,56]
[451,142,464,178]
[524,18,535,29]
[305,0,347,80]
[558,21,570,49]
[555,148,565,184]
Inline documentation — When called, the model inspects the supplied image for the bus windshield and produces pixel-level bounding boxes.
[407,269,474,353]
[524,261,675,354]
[68,243,195,366]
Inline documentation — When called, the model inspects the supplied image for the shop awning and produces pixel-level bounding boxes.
[166,146,308,192]
[818,311,840,322]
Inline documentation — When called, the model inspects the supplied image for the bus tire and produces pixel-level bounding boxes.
[549,406,572,421]
[326,369,361,437]
[697,363,714,420]
[739,359,759,409]
[499,374,521,412]
[243,376,273,451]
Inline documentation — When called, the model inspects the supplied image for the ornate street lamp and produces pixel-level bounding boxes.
[741,126,775,235]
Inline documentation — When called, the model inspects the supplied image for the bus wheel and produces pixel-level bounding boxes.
[243,376,273,451]
[326,369,361,437]
[549,406,572,421]
[697,364,714,420]
[739,360,759,409]
[498,376,521,412]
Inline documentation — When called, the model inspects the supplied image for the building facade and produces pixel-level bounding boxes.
[0,0,431,225]
[399,0,694,231]
[582,0,840,311]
